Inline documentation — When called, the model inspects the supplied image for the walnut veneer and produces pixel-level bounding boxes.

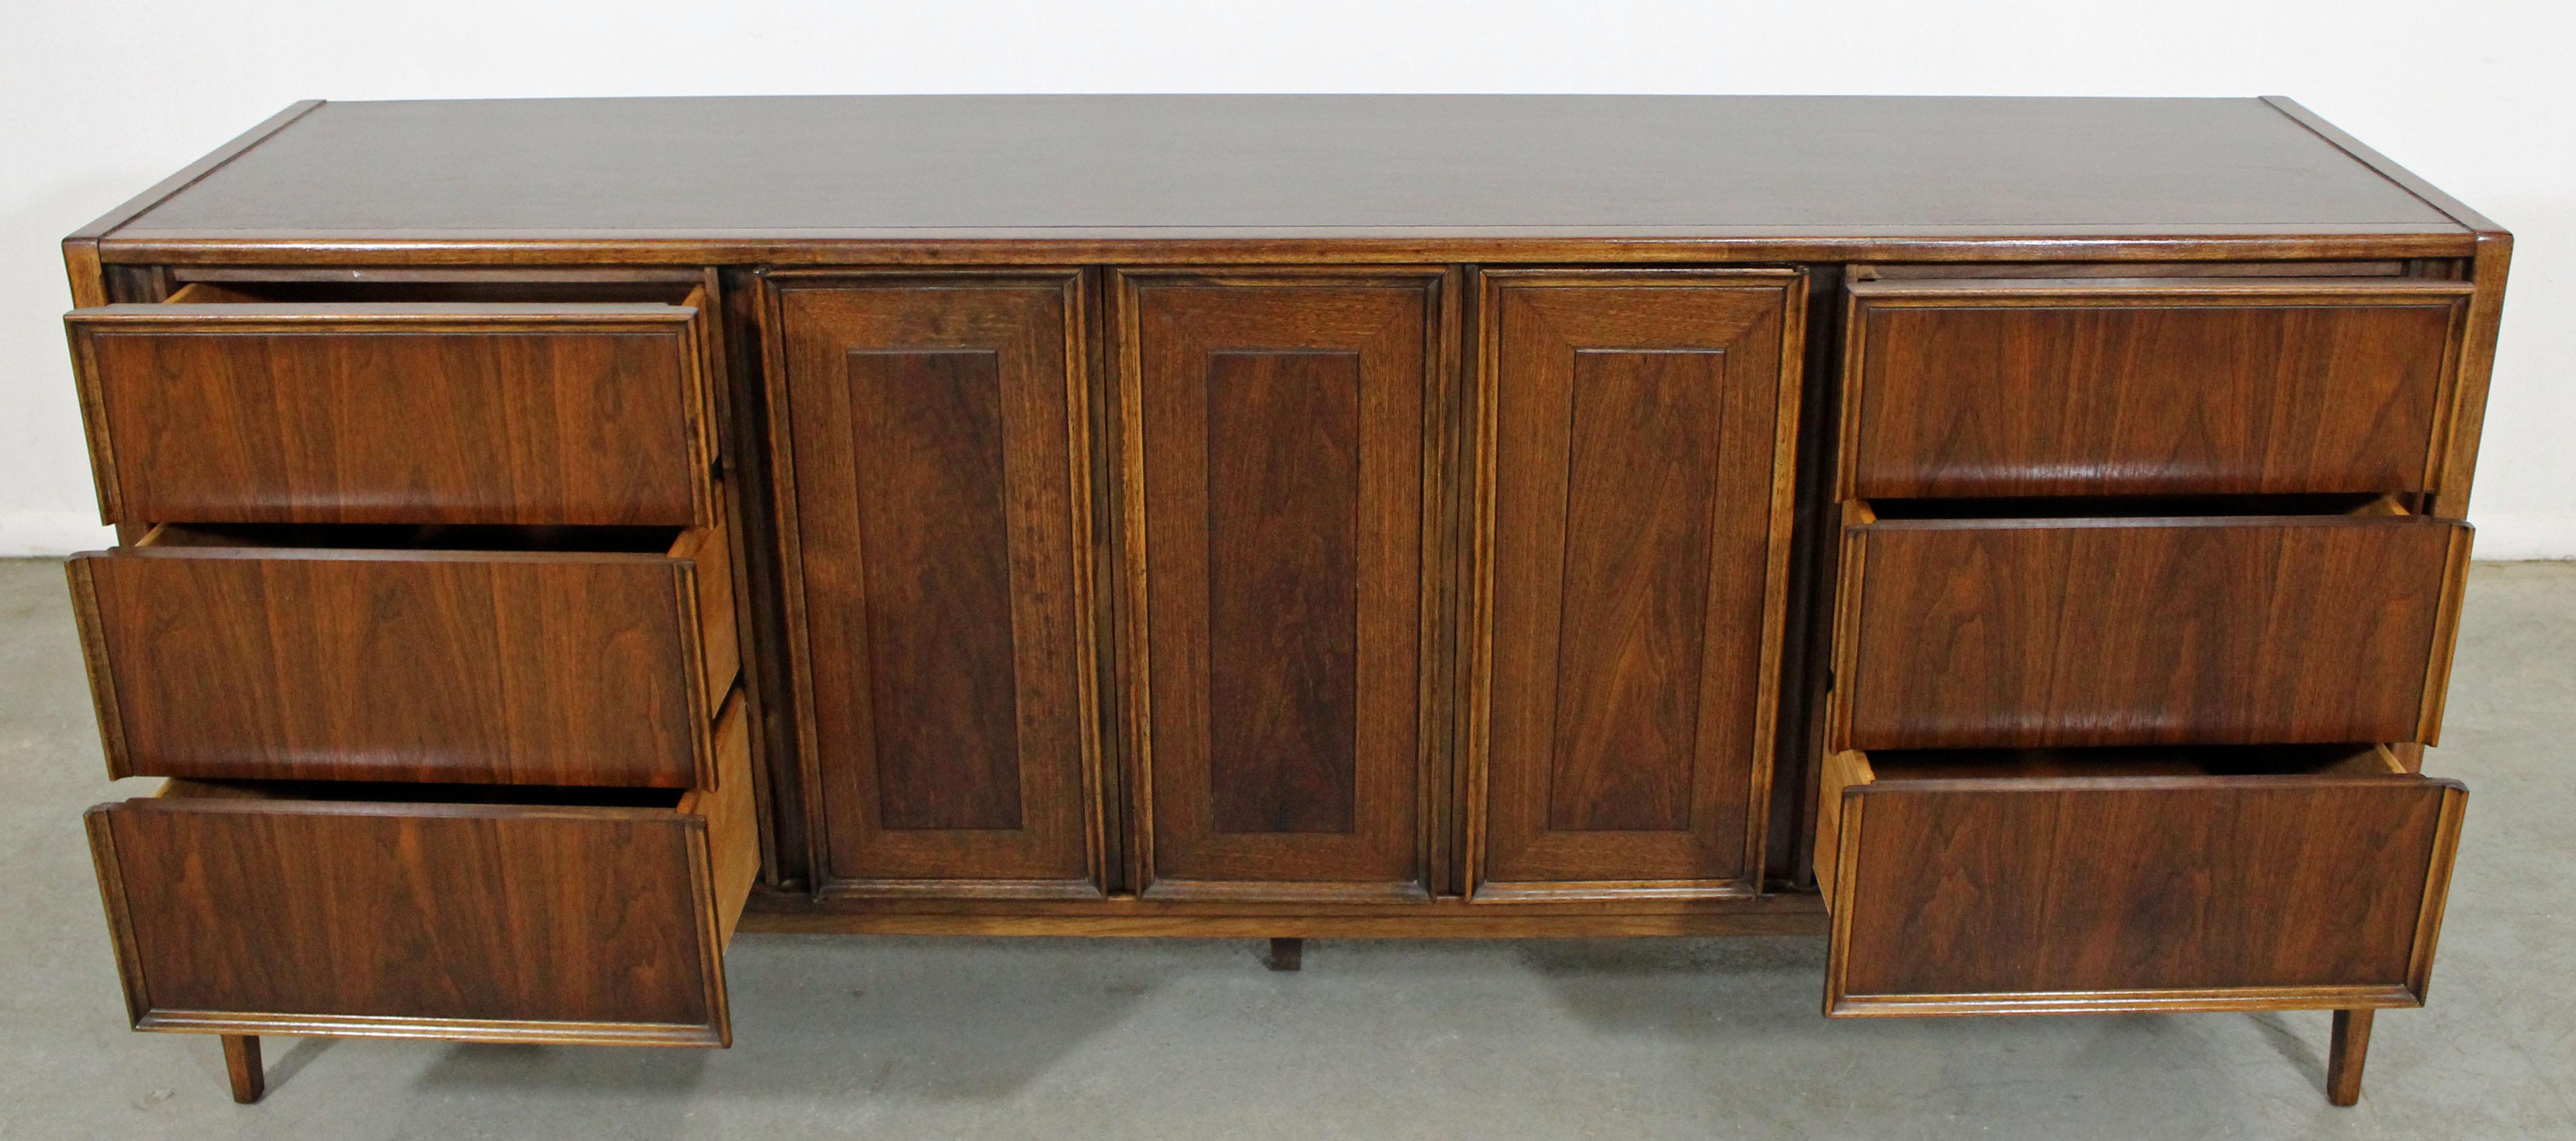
[56,95,2508,1108]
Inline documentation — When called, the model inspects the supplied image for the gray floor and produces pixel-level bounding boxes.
[2,559,2570,1140]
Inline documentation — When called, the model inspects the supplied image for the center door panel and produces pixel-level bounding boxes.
[1116,271,1450,901]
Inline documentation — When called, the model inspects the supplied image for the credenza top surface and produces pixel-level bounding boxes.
[97,95,2471,244]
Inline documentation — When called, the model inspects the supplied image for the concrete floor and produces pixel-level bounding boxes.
[2,559,2570,1140]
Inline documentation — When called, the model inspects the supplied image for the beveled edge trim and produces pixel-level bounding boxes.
[2261,96,2503,237]
[1844,276,2477,300]
[69,101,327,244]
[64,557,130,778]
[131,1010,725,1047]
[2418,523,2478,744]
[2406,783,2470,1002]
[1826,984,2423,1018]
[63,302,701,325]
[738,906,1829,939]
[1466,879,1759,905]
[1136,879,1436,906]
[64,321,122,521]
[814,878,1114,903]
[82,807,152,1028]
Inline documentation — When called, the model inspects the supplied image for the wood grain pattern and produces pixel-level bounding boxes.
[220,1035,264,1103]
[1205,351,1362,835]
[1122,272,1437,895]
[850,349,1022,831]
[1474,272,1802,895]
[83,728,756,1042]
[1845,278,2475,498]
[1841,514,2468,749]
[67,302,710,526]
[772,276,1099,892]
[69,528,727,787]
[2329,1008,2375,1106]
[1823,752,2464,1013]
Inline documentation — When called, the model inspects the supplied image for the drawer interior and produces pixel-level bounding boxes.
[163,278,702,307]
[138,520,696,557]
[1854,491,2413,523]
[155,776,691,810]
[1854,741,2405,784]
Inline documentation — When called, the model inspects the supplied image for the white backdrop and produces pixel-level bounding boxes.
[4,1,2567,556]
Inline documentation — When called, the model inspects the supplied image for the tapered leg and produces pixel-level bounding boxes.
[1264,937,1304,972]
[2327,1009,2373,1106]
[220,1035,265,1105]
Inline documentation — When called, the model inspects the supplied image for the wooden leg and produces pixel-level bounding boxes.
[1264,937,1304,972]
[2327,1008,2373,1107]
[220,1035,265,1105]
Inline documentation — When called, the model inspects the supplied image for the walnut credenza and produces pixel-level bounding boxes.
[57,95,2508,1107]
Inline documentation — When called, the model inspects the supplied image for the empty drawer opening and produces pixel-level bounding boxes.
[163,279,702,307]
[156,778,688,811]
[139,522,689,556]
[1861,742,2404,782]
[1859,492,2413,522]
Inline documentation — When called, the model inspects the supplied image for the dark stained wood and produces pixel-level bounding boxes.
[221,1035,263,1105]
[1264,938,1305,972]
[1474,271,1802,896]
[84,703,754,1043]
[1822,746,2466,1014]
[2329,1008,2375,1106]
[68,527,730,787]
[48,95,2511,1111]
[67,299,711,526]
[1840,514,2470,749]
[1843,278,2475,498]
[1121,272,1438,896]
[850,349,1022,830]
[770,275,1100,893]
[101,97,2456,242]
[1205,351,1363,835]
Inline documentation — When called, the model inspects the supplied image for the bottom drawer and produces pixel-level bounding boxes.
[1818,743,2464,1016]
[85,693,756,1044]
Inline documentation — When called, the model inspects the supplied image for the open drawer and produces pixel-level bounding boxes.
[67,519,738,788]
[85,693,758,1044]
[65,280,717,526]
[1817,743,2465,1016]
[1833,497,2473,749]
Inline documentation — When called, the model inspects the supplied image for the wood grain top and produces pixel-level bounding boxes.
[98,96,2466,243]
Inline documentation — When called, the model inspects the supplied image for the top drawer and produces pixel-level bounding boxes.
[1842,275,2476,499]
[67,281,716,526]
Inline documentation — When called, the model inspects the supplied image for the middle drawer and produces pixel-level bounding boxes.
[1832,499,2471,750]
[67,520,739,788]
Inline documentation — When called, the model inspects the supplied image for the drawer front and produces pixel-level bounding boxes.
[1843,278,2475,498]
[68,537,732,788]
[85,703,752,1043]
[67,303,712,526]
[1824,767,2466,1015]
[1838,515,2471,749]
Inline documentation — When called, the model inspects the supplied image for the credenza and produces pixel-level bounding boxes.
[56,95,2507,1107]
